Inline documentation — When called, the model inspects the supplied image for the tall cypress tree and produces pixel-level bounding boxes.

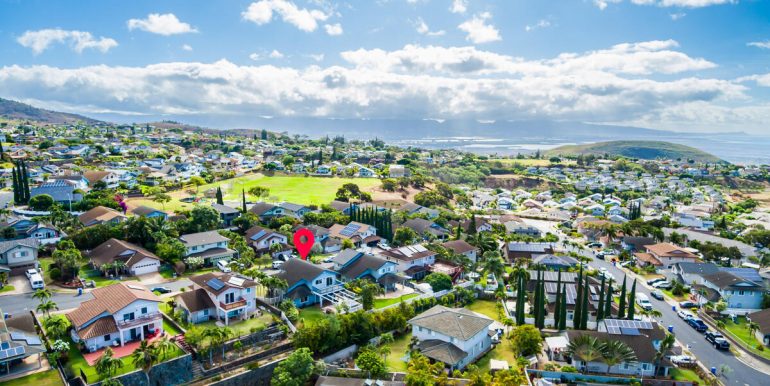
[559,283,567,330]
[533,269,541,327]
[627,279,637,320]
[538,273,546,329]
[516,270,526,325]
[597,275,606,321]
[468,213,477,235]
[604,278,614,318]
[554,270,562,328]
[241,189,247,213]
[618,276,627,319]
[318,150,323,165]
[11,167,19,204]
[216,187,224,205]
[580,274,590,329]
[574,266,583,329]
[21,160,29,203]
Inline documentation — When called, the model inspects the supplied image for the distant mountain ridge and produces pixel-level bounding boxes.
[545,140,723,163]
[0,98,103,125]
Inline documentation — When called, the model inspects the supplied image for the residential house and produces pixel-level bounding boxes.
[276,258,361,311]
[621,236,656,252]
[245,225,291,258]
[462,218,493,234]
[84,170,120,189]
[637,243,701,268]
[29,180,82,206]
[131,206,169,220]
[408,305,494,371]
[747,308,770,346]
[389,165,410,178]
[88,238,161,276]
[504,242,554,261]
[249,202,285,222]
[78,206,128,227]
[329,221,380,247]
[440,239,479,263]
[180,231,236,266]
[402,218,450,240]
[277,202,312,218]
[0,238,39,276]
[176,272,257,325]
[376,244,437,280]
[211,204,241,227]
[0,309,46,377]
[0,217,63,245]
[701,271,764,313]
[331,249,403,292]
[66,283,163,352]
[298,224,340,254]
[532,254,580,270]
[671,262,720,286]
[503,219,541,237]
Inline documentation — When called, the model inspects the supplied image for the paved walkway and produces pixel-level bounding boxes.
[83,330,165,365]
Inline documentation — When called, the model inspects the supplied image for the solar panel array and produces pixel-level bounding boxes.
[10,332,41,345]
[340,223,361,237]
[228,276,245,287]
[250,229,267,241]
[0,345,24,359]
[207,278,226,291]
[603,319,653,335]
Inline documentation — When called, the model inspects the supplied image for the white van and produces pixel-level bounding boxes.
[29,273,45,289]
[216,260,232,273]
[636,292,652,311]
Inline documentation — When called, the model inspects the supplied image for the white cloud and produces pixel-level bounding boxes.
[450,0,468,14]
[748,41,770,50]
[416,18,446,36]
[242,0,329,32]
[458,12,501,44]
[249,50,286,60]
[324,23,343,36]
[597,0,734,9]
[525,19,551,32]
[16,29,118,54]
[182,44,193,51]
[127,13,197,35]
[269,49,285,59]
[669,12,686,20]
[307,53,325,62]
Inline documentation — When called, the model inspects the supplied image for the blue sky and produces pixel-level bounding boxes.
[1,0,769,134]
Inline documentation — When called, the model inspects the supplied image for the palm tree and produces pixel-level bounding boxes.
[202,327,220,366]
[378,332,394,361]
[567,335,603,372]
[32,288,52,303]
[483,251,505,282]
[131,340,159,386]
[95,347,123,380]
[37,299,58,317]
[43,316,68,339]
[218,327,234,361]
[748,321,760,337]
[469,232,497,254]
[599,340,637,374]
[154,336,176,361]
[111,261,127,278]
[654,334,675,376]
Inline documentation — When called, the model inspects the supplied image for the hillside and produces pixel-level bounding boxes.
[0,98,103,125]
[545,140,722,163]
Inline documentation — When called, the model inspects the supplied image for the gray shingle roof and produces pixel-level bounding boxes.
[179,230,229,246]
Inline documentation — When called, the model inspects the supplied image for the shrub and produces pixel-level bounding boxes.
[49,267,62,281]
[757,343,765,351]
[560,365,578,373]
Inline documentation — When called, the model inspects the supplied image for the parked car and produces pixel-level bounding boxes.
[636,293,653,311]
[272,260,285,269]
[652,281,673,290]
[687,318,708,332]
[678,310,695,320]
[679,301,700,309]
[650,290,664,300]
[29,273,44,289]
[152,287,172,294]
[216,259,232,273]
[705,331,731,350]
[25,268,38,279]
[670,355,696,366]
[587,242,602,248]
[647,277,665,286]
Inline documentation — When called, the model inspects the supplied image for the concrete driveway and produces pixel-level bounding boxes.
[5,275,32,295]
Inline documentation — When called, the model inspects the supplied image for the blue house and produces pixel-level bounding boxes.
[131,205,169,220]
[331,249,403,292]
[276,258,361,311]
[702,271,764,312]
[211,204,241,227]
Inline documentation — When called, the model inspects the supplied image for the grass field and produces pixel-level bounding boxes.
[2,370,63,386]
[128,173,381,212]
[385,332,412,372]
[467,299,501,320]
[476,339,518,373]
[722,316,770,360]
[373,293,418,309]
[670,368,703,383]
[298,307,327,327]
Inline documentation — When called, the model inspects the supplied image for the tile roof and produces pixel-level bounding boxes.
[66,282,160,329]
[83,170,111,184]
[634,252,663,266]
[441,240,477,255]
[78,316,119,340]
[78,206,126,226]
[409,305,493,341]
[644,242,699,259]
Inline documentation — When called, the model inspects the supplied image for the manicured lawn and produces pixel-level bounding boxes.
[39,258,55,284]
[661,288,689,302]
[373,293,418,309]
[196,313,274,338]
[476,339,518,373]
[467,299,501,321]
[0,285,15,293]
[79,265,137,288]
[722,316,770,360]
[670,368,703,383]
[2,370,64,386]
[298,307,328,327]
[163,318,183,336]
[385,332,412,372]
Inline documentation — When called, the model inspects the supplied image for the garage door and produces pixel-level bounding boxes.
[132,262,159,275]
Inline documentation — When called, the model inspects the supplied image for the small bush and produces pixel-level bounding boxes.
[757,343,765,351]
[49,267,61,281]
[560,365,578,373]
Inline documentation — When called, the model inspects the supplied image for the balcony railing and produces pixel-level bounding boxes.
[315,283,344,295]
[116,312,161,329]
[219,299,247,310]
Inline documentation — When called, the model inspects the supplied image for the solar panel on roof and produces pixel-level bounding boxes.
[207,278,226,291]
[0,341,8,350]
[340,224,361,237]
[251,230,267,240]
[25,336,41,345]
[0,350,7,360]
[414,245,427,252]
[9,332,24,341]
[620,327,641,336]
[14,346,24,355]
[228,277,245,287]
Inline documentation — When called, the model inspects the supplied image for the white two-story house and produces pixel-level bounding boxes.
[376,244,437,280]
[179,231,236,266]
[277,258,361,312]
[66,283,163,352]
[408,305,494,371]
[176,272,258,325]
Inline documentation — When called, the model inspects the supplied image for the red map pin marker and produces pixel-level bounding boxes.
[293,228,315,260]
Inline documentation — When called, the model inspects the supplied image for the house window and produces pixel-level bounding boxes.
[124,312,135,321]
[300,296,308,303]
[203,309,209,316]
[739,290,745,296]
[326,277,333,286]
[104,334,111,342]
[246,288,251,293]
[225,293,235,303]
[141,307,147,314]
[315,279,322,285]
[192,246,198,251]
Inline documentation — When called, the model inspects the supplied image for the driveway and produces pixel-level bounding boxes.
[5,275,32,295]
[137,272,166,285]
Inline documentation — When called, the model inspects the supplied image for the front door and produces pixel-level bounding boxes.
[130,327,139,340]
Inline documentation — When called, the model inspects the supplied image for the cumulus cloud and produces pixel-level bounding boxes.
[324,23,343,36]
[127,13,197,35]
[450,0,468,14]
[182,44,193,51]
[242,0,329,32]
[525,19,551,32]
[415,18,445,36]
[458,12,501,44]
[0,40,748,133]
[748,41,770,50]
[269,50,285,59]
[17,29,117,54]
[249,50,286,60]
[596,0,734,9]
